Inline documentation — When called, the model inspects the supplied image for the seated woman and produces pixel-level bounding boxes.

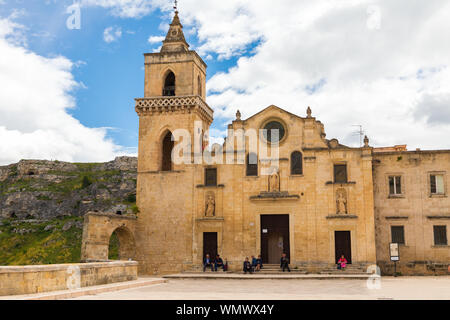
[255,255,263,271]
[337,255,348,270]
[243,257,253,274]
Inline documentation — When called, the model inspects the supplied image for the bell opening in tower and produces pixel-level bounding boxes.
[163,71,176,96]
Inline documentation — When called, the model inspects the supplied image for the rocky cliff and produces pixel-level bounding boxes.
[0,157,138,220]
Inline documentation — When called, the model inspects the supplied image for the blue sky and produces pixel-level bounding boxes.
[1,0,450,165]
[0,0,241,154]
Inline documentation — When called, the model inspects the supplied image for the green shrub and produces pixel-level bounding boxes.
[131,204,140,215]
[126,193,136,203]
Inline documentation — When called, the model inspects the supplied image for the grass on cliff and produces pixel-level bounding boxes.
[0,217,119,265]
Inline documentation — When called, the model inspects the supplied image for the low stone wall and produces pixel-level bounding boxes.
[0,261,138,296]
[378,261,450,276]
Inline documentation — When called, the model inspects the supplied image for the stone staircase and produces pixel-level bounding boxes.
[183,263,369,275]
[256,264,308,274]
[318,264,368,275]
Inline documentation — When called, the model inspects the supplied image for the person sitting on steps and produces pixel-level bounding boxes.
[243,257,253,274]
[337,254,348,270]
[280,253,290,272]
[254,255,263,271]
[203,254,214,272]
[214,254,225,272]
[251,255,257,271]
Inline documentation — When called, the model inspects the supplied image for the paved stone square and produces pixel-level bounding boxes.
[72,277,450,300]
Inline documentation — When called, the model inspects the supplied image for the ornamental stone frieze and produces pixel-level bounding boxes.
[135,95,214,123]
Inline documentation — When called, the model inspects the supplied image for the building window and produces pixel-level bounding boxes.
[291,151,303,175]
[389,176,402,195]
[163,71,176,96]
[161,131,174,171]
[433,226,448,245]
[205,168,217,186]
[246,153,258,176]
[334,164,348,183]
[430,174,445,195]
[391,226,405,244]
[263,121,285,143]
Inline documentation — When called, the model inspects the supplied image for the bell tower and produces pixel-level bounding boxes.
[136,9,213,173]
[134,8,213,274]
[143,10,207,100]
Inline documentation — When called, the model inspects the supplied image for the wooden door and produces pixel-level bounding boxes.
[335,231,352,264]
[203,232,218,260]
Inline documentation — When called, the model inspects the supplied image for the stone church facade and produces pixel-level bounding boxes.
[82,12,449,275]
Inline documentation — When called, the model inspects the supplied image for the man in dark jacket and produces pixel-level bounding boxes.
[214,254,225,272]
[243,257,253,274]
[203,254,214,272]
[280,253,290,272]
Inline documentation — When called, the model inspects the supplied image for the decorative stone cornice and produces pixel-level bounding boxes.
[135,95,214,124]
[326,215,358,219]
[250,191,300,201]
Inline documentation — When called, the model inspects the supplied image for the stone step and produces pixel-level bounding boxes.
[165,273,373,280]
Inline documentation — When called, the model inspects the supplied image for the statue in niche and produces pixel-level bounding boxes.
[336,189,348,214]
[205,194,215,217]
[268,167,280,193]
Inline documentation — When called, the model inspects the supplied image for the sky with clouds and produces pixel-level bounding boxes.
[0,0,450,165]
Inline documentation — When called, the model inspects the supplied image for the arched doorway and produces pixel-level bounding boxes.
[161,131,174,171]
[108,226,136,261]
[163,71,176,96]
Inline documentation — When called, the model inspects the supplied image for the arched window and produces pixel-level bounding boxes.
[162,131,174,171]
[198,75,202,96]
[246,152,258,176]
[163,71,176,96]
[291,151,303,175]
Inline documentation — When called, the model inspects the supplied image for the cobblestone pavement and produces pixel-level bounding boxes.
[72,276,450,300]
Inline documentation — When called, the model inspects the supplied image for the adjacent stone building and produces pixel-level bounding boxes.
[82,11,449,275]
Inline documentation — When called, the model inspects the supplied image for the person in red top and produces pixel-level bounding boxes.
[337,255,348,270]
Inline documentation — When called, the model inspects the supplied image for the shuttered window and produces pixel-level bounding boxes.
[433,226,448,245]
[205,168,217,186]
[334,164,348,183]
[391,226,405,244]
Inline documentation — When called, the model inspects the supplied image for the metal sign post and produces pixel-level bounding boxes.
[389,243,400,277]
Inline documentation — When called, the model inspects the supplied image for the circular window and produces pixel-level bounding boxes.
[263,121,285,143]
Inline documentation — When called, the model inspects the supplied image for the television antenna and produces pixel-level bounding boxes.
[352,125,365,147]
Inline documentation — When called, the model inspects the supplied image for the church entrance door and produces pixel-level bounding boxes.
[334,231,352,264]
[261,215,290,264]
[203,232,218,260]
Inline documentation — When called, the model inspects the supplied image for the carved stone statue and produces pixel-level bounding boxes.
[336,189,348,214]
[268,168,280,193]
[236,110,241,121]
[205,194,215,217]
[364,135,369,148]
[306,106,312,118]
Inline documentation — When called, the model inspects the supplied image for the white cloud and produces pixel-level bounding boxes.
[80,0,164,18]
[148,35,164,44]
[103,26,122,43]
[150,0,450,150]
[35,1,450,150]
[0,17,127,165]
